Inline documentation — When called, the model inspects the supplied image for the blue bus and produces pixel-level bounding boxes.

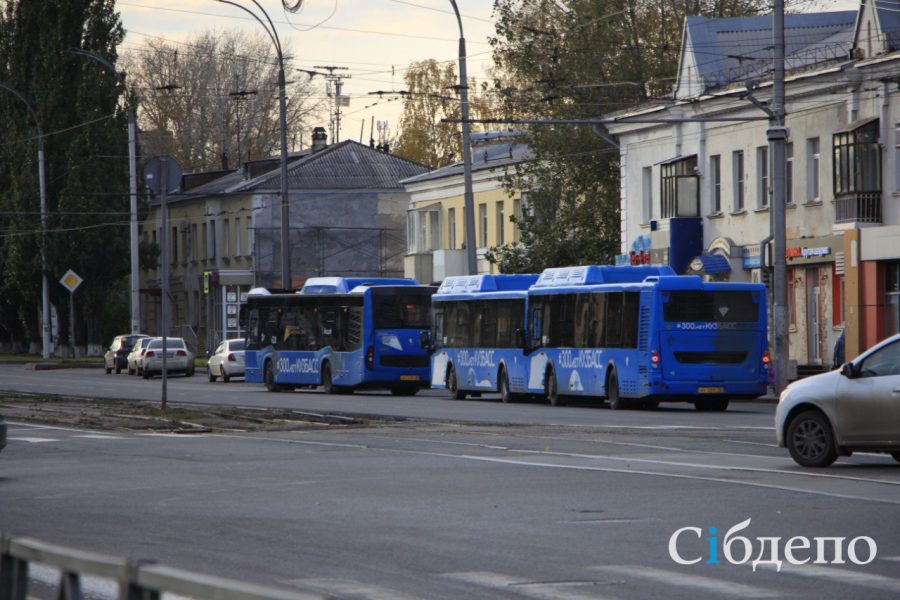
[430,274,539,402]
[524,265,769,410]
[243,277,434,395]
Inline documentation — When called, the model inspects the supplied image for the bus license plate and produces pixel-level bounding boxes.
[698,386,724,394]
[400,375,420,381]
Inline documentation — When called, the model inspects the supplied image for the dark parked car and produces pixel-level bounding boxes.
[104,334,149,374]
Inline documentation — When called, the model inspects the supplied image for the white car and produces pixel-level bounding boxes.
[141,337,195,378]
[127,337,152,376]
[775,332,900,467]
[207,338,246,383]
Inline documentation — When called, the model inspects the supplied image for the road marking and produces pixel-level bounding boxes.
[9,437,60,443]
[6,421,111,435]
[74,434,125,440]
[757,563,900,593]
[287,578,420,600]
[592,565,779,598]
[444,571,618,600]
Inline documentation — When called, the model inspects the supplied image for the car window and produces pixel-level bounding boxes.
[228,340,245,351]
[215,344,224,355]
[147,339,186,350]
[858,340,900,378]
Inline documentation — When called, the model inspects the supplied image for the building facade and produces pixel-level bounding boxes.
[402,135,532,283]
[141,133,428,352]
[606,1,900,370]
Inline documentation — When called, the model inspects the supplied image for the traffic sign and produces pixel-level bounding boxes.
[59,269,83,293]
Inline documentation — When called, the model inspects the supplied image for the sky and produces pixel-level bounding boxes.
[116,0,862,148]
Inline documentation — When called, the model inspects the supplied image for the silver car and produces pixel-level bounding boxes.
[775,332,900,467]
[127,337,152,376]
[207,338,246,383]
[141,338,195,379]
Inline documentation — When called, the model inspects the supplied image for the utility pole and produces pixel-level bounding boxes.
[229,86,258,165]
[315,65,351,142]
[770,0,789,394]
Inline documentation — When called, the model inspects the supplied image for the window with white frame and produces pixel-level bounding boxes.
[496,201,505,245]
[807,137,820,202]
[642,166,653,223]
[756,146,768,208]
[234,217,241,256]
[447,208,456,249]
[786,142,794,205]
[733,150,744,211]
[479,203,488,247]
[223,219,230,256]
[709,155,721,213]
[209,220,217,259]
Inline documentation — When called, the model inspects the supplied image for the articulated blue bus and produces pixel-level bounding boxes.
[524,265,769,410]
[244,277,434,395]
[430,274,539,402]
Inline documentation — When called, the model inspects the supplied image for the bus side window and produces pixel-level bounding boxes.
[433,310,444,348]
[605,292,623,348]
[530,303,544,347]
[622,292,641,348]
[247,309,260,350]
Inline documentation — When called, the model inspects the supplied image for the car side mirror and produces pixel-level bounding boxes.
[840,362,856,378]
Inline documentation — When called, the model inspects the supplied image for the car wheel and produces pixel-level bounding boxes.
[142,369,150,379]
[546,367,563,406]
[447,365,465,400]
[499,367,514,403]
[208,366,216,382]
[186,368,195,377]
[105,364,112,374]
[264,360,280,392]
[786,410,838,468]
[221,367,230,383]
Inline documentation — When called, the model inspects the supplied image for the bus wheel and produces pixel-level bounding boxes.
[607,369,629,410]
[499,368,514,403]
[264,361,280,392]
[546,368,563,406]
[322,363,336,394]
[447,366,466,400]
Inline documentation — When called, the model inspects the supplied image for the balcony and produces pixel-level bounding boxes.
[834,192,881,224]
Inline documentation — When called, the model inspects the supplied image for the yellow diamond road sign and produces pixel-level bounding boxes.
[60,269,83,293]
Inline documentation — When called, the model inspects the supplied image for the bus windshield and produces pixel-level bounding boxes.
[663,291,758,323]
[372,288,431,329]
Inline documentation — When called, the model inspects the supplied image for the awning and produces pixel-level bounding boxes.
[688,254,731,274]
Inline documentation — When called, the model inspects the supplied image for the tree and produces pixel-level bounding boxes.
[124,30,323,173]
[394,59,495,168]
[486,0,771,272]
[0,0,129,352]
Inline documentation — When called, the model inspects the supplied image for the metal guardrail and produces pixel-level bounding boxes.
[0,535,324,600]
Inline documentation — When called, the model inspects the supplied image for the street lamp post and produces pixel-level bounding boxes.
[67,48,141,335]
[216,0,291,289]
[0,82,51,358]
[449,0,477,275]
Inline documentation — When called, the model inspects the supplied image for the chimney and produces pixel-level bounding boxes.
[312,127,328,153]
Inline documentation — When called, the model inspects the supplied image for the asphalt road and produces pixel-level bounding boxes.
[1,364,899,600]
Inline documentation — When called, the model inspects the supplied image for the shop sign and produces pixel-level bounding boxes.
[787,246,831,260]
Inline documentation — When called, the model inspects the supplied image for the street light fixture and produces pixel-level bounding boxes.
[215,0,291,290]
[449,0,478,275]
[66,48,141,335]
[0,82,51,358]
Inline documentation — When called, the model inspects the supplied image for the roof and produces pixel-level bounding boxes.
[239,140,429,192]
[401,140,533,185]
[678,11,857,97]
